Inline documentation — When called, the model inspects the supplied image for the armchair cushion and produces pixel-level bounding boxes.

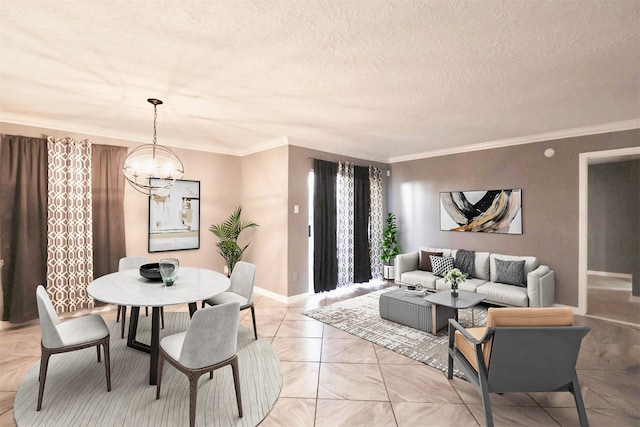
[454,327,490,371]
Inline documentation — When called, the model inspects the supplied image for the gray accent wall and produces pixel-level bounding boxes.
[389,129,639,307]
[588,160,640,295]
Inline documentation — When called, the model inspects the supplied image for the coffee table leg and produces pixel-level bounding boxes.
[431,305,437,335]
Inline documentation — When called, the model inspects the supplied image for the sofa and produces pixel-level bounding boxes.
[394,247,555,307]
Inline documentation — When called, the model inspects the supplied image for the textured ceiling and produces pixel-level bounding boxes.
[1,0,638,162]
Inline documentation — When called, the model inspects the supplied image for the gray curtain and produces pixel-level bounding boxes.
[313,159,338,293]
[353,165,371,283]
[92,144,127,279]
[0,135,48,322]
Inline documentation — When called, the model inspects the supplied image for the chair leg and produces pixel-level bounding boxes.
[121,306,127,339]
[478,376,494,427]
[96,344,101,362]
[161,307,165,329]
[250,305,258,340]
[571,376,589,427]
[231,356,243,418]
[189,373,199,427]
[116,305,121,323]
[103,338,112,392]
[156,351,164,400]
[37,349,51,411]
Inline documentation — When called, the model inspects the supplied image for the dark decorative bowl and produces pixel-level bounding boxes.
[139,263,162,281]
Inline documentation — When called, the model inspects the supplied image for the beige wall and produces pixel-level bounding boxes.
[240,146,289,296]
[390,129,640,307]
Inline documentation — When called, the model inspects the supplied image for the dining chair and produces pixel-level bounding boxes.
[118,256,164,338]
[35,285,111,410]
[201,261,258,340]
[156,302,243,427]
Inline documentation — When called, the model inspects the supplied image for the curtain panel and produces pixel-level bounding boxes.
[46,136,94,313]
[313,159,338,293]
[337,162,355,287]
[353,165,371,283]
[369,166,384,279]
[92,144,127,279]
[0,135,48,322]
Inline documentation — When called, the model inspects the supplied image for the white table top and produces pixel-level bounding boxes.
[88,267,230,307]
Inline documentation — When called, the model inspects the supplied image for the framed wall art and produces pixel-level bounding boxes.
[148,179,201,252]
[440,189,522,234]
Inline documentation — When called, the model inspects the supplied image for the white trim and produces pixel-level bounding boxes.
[388,119,640,163]
[578,145,640,317]
[587,270,633,280]
[254,286,310,304]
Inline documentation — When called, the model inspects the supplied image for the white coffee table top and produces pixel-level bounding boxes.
[88,267,229,307]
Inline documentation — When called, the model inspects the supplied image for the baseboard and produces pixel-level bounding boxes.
[588,270,633,280]
[630,295,640,304]
[254,286,310,304]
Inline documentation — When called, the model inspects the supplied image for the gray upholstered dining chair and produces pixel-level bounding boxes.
[202,261,258,340]
[35,285,111,411]
[156,302,243,427]
[118,256,164,338]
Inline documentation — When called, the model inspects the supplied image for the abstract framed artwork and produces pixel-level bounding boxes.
[440,189,522,234]
[148,179,201,252]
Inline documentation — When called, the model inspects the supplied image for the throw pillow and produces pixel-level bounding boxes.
[430,255,454,277]
[419,251,443,272]
[455,249,475,279]
[494,258,526,287]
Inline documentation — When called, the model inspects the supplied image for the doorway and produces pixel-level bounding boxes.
[578,146,640,326]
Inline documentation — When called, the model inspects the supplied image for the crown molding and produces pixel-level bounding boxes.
[387,119,640,164]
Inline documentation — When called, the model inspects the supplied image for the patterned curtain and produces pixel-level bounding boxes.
[369,166,383,279]
[46,137,94,313]
[337,161,354,287]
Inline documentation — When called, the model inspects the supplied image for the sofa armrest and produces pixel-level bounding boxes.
[527,265,555,307]
[395,251,419,282]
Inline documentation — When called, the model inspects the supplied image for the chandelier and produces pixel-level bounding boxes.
[122,98,184,195]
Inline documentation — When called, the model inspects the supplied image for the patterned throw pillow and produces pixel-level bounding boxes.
[419,251,443,272]
[455,249,475,279]
[430,255,454,277]
[494,258,526,287]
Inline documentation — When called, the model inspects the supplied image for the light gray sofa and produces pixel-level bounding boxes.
[395,247,555,307]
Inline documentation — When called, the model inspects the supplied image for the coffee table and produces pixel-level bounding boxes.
[423,289,487,335]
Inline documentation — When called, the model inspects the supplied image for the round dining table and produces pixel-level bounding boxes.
[88,267,230,385]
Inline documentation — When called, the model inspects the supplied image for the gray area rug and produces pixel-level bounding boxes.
[303,289,488,379]
[14,312,282,426]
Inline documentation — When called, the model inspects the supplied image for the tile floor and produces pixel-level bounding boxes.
[1,281,639,427]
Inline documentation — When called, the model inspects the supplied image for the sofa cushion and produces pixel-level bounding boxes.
[455,249,475,278]
[474,252,491,281]
[419,251,443,272]
[421,247,453,258]
[436,277,487,292]
[430,255,454,277]
[476,282,529,307]
[489,254,538,283]
[494,258,526,287]
[400,270,439,290]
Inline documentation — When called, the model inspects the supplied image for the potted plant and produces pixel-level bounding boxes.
[380,212,401,280]
[209,206,259,275]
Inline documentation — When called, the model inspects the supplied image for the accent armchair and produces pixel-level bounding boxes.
[35,285,111,410]
[156,302,242,427]
[448,307,590,427]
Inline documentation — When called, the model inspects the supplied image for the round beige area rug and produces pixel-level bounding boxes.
[14,312,282,426]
